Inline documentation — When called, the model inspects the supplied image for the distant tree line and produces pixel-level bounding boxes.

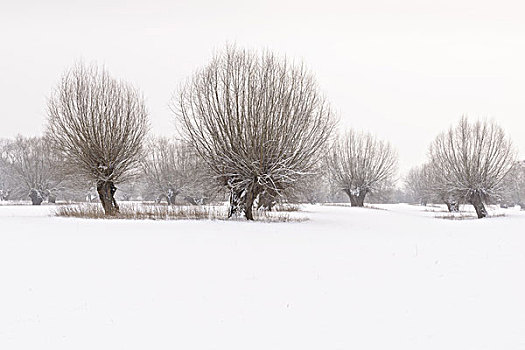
[0,46,522,220]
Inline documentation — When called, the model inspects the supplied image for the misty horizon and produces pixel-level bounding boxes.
[2,0,525,175]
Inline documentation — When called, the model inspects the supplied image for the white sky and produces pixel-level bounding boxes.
[1,0,525,175]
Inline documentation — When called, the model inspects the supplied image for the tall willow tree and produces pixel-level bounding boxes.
[174,47,335,220]
[429,117,515,218]
[46,63,149,215]
[141,137,209,205]
[327,130,398,207]
[0,136,62,204]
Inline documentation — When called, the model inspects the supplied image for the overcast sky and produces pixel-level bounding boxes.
[1,0,525,174]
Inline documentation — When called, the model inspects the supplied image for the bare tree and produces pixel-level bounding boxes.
[327,130,398,207]
[405,163,460,211]
[141,137,210,205]
[366,177,397,204]
[0,136,63,204]
[501,160,525,209]
[428,117,515,218]
[46,63,149,215]
[292,172,332,205]
[0,139,13,201]
[255,172,330,209]
[429,162,461,212]
[405,164,432,206]
[174,47,335,220]
[0,173,10,201]
[59,176,98,203]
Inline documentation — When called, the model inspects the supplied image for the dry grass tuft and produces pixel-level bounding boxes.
[273,203,301,212]
[55,203,307,223]
[321,203,387,210]
[435,213,506,220]
[434,213,477,220]
[423,208,450,213]
[321,203,351,208]
[364,205,388,211]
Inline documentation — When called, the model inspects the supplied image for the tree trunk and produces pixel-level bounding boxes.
[344,189,366,207]
[445,201,459,212]
[228,188,242,218]
[344,189,355,206]
[0,189,11,201]
[228,184,260,220]
[48,194,57,204]
[29,189,43,205]
[469,192,487,219]
[97,181,119,216]
[155,194,165,204]
[184,196,198,205]
[30,198,43,205]
[167,188,178,205]
[244,188,256,221]
[257,191,276,211]
[356,191,366,207]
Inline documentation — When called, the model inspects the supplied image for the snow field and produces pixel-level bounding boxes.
[1,204,525,349]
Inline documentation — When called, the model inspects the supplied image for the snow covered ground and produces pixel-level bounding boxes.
[1,203,525,349]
